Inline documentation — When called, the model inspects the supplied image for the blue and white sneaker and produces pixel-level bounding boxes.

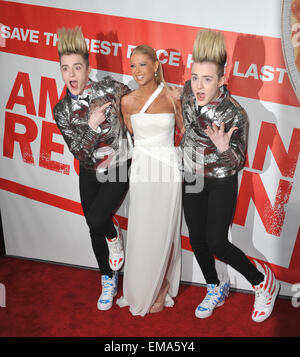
[195,280,230,319]
[97,272,118,311]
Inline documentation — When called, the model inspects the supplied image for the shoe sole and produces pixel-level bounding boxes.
[107,225,124,271]
[97,303,113,311]
[109,257,124,271]
[97,291,117,311]
[252,281,280,323]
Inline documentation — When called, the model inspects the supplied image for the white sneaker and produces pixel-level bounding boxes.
[195,279,230,319]
[97,273,118,311]
[106,218,124,271]
[252,262,280,323]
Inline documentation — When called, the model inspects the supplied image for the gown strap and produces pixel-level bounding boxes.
[140,82,164,114]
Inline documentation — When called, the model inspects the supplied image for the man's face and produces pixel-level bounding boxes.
[191,61,224,106]
[60,54,91,96]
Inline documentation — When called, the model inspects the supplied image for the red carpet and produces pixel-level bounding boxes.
[0,256,299,339]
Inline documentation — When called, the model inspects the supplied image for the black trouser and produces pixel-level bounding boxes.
[79,162,129,277]
[183,174,264,286]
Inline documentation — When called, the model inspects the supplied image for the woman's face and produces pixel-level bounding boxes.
[191,61,225,106]
[130,51,159,86]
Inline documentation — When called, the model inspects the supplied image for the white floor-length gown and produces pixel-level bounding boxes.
[117,83,182,316]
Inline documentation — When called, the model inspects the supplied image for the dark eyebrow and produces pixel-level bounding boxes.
[191,73,214,79]
[60,62,84,69]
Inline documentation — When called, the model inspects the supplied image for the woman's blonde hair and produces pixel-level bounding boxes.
[57,26,89,66]
[192,29,227,77]
[131,45,176,112]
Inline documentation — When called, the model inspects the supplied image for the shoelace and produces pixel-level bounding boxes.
[108,237,122,254]
[101,279,115,298]
[254,286,271,309]
[200,288,222,309]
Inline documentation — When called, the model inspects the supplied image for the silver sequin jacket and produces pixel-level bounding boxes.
[180,81,249,178]
[53,76,131,170]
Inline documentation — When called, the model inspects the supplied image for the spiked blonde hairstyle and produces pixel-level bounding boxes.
[192,29,227,78]
[57,26,89,66]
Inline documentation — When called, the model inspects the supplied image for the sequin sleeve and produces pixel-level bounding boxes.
[216,105,249,172]
[181,81,249,178]
[53,98,101,162]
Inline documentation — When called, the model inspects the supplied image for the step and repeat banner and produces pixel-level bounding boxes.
[0,0,299,297]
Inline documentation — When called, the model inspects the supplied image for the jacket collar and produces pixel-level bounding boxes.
[184,80,229,117]
[67,78,94,107]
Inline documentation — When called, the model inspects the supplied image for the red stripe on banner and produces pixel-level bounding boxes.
[0,178,83,215]
[0,177,191,249]
[248,229,300,285]
[1,178,299,284]
[0,2,299,108]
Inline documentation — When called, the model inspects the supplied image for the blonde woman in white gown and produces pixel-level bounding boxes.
[116,45,184,316]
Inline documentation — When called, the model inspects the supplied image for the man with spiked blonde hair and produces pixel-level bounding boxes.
[181,29,280,322]
[53,27,131,311]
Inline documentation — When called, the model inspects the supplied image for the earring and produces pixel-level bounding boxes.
[154,72,158,77]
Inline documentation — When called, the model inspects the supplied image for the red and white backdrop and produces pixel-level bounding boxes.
[0,0,299,296]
